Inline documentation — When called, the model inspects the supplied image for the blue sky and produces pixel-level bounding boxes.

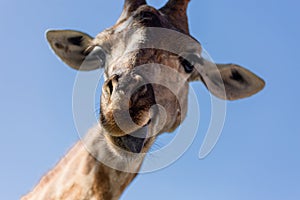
[0,0,299,199]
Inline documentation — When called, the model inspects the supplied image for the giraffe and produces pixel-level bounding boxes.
[22,0,265,199]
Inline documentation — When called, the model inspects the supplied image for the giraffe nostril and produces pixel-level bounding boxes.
[107,80,114,95]
[104,74,119,96]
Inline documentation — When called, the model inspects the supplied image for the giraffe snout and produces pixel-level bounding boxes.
[100,72,156,137]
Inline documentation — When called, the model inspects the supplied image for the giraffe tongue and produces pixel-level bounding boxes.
[119,122,150,154]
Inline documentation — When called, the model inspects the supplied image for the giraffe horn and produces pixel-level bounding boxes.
[160,0,191,34]
[124,0,147,13]
[118,0,147,22]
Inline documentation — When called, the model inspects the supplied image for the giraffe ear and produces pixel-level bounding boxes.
[46,30,101,71]
[199,61,265,100]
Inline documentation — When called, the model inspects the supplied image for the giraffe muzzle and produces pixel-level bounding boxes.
[100,72,157,138]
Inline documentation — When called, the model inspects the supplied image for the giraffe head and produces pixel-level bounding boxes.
[46,0,265,154]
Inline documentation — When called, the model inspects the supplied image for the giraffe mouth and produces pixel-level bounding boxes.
[109,119,153,154]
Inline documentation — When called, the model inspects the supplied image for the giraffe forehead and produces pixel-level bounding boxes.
[105,49,181,79]
[92,5,202,81]
[100,28,200,72]
[95,6,175,50]
[93,5,201,70]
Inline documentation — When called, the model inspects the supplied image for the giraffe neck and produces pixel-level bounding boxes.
[22,125,145,200]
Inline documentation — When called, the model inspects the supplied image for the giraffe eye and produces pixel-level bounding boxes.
[179,55,195,73]
[179,54,203,73]
[180,57,194,73]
